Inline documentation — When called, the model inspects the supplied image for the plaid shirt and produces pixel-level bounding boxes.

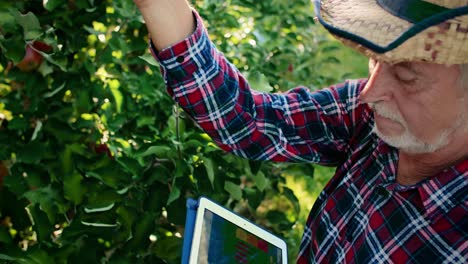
[152,12,468,264]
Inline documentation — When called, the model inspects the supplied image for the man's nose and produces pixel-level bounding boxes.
[359,61,393,104]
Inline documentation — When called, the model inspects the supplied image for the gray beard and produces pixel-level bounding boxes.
[369,102,465,154]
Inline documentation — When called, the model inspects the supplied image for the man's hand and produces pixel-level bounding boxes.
[134,0,195,51]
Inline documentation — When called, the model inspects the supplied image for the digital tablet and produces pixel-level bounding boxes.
[189,197,288,263]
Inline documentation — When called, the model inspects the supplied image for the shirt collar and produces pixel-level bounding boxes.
[377,140,467,222]
[417,159,468,222]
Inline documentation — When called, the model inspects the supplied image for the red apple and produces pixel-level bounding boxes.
[0,161,8,189]
[16,41,52,72]
[16,44,43,72]
[32,41,53,53]
[94,143,113,158]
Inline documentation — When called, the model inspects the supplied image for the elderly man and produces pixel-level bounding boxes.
[134,0,467,263]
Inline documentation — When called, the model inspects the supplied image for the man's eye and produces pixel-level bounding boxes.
[395,68,417,83]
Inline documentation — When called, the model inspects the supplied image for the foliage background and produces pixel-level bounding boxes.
[0,0,367,263]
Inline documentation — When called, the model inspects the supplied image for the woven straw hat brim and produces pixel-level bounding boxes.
[315,0,468,64]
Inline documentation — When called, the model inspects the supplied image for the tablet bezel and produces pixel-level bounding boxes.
[189,197,288,263]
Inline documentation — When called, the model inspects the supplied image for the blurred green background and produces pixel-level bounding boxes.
[0,0,367,263]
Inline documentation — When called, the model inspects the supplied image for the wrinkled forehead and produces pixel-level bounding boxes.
[369,57,460,74]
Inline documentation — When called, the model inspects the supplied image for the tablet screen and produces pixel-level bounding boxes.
[197,208,283,263]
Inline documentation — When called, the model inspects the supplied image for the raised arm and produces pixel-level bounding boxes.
[133,0,194,51]
[133,1,371,165]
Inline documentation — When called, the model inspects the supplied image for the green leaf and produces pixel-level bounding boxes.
[182,139,204,151]
[266,210,288,225]
[115,206,136,242]
[3,167,29,196]
[43,119,82,143]
[244,187,263,209]
[0,254,16,261]
[116,156,141,176]
[30,120,42,141]
[81,221,119,227]
[43,0,62,11]
[17,141,46,164]
[282,187,300,213]
[108,80,123,113]
[320,45,341,53]
[202,157,215,188]
[153,236,183,261]
[86,166,131,189]
[84,203,115,213]
[113,0,137,18]
[249,160,263,176]
[138,54,159,67]
[23,249,55,264]
[0,11,15,30]
[174,159,191,178]
[12,10,42,40]
[0,35,25,63]
[245,71,273,93]
[23,186,67,223]
[127,212,155,250]
[165,114,186,137]
[85,186,121,209]
[145,165,171,185]
[63,172,86,204]
[136,116,156,128]
[25,203,53,242]
[42,82,66,98]
[0,227,12,244]
[61,145,73,174]
[252,171,267,191]
[8,116,29,131]
[136,145,171,158]
[39,52,68,72]
[167,185,180,206]
[224,181,242,200]
[109,32,128,54]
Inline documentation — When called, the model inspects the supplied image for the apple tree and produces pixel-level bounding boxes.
[0,0,367,263]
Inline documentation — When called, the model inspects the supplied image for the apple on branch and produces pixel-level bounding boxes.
[16,41,53,72]
[0,160,8,189]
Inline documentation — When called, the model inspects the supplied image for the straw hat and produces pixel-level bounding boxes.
[314,0,468,64]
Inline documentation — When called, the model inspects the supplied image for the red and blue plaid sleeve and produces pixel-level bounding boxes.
[151,11,370,165]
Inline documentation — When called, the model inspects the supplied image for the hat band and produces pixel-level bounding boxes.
[377,0,448,23]
[314,0,468,54]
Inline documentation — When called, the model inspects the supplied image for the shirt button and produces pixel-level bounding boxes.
[176,56,184,63]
